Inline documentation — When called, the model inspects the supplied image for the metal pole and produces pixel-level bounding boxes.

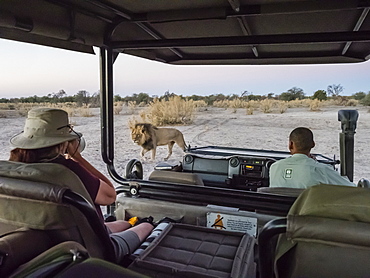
[338,110,359,182]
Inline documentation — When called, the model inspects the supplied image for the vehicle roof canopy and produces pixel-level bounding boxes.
[1,0,370,65]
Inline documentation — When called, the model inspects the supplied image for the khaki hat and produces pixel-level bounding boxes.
[10,107,83,150]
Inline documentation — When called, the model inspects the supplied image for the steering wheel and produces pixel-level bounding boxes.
[125,159,143,179]
[265,158,277,170]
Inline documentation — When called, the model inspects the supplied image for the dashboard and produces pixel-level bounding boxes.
[227,156,275,190]
[182,146,338,191]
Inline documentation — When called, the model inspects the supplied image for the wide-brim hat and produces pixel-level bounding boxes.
[10,107,82,149]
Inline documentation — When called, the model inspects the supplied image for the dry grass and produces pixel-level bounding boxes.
[279,101,288,114]
[346,99,358,106]
[246,107,254,115]
[260,99,273,113]
[128,101,137,114]
[0,98,362,121]
[139,96,195,126]
[79,107,93,117]
[309,99,322,111]
[229,98,245,113]
[213,100,229,108]
[114,101,124,115]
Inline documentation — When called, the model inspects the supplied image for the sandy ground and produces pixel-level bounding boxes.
[1,105,369,185]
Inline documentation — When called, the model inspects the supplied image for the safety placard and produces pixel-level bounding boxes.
[206,212,257,237]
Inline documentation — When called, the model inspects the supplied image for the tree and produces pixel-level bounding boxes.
[137,92,151,104]
[74,90,90,107]
[360,92,370,106]
[267,93,274,99]
[55,89,67,99]
[327,84,344,97]
[352,91,366,100]
[279,87,305,101]
[90,91,100,108]
[312,90,327,101]
[114,94,122,102]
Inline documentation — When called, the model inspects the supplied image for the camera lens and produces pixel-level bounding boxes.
[78,137,86,153]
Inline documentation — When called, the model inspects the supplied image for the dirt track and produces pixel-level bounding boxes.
[1,106,369,185]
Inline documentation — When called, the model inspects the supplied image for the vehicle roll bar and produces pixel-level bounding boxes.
[338,109,359,182]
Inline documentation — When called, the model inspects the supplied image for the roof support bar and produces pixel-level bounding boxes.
[236,17,259,57]
[100,47,114,164]
[227,0,240,12]
[111,30,370,49]
[342,7,370,55]
[134,22,184,59]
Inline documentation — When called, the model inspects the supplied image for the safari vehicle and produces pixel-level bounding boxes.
[1,0,370,277]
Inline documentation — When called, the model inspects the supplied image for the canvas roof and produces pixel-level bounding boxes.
[1,0,370,65]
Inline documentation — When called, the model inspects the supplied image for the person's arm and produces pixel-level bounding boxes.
[321,165,356,187]
[67,140,117,205]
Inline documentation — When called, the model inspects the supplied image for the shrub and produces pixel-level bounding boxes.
[309,99,321,111]
[279,101,288,113]
[260,99,273,113]
[79,107,93,117]
[213,100,228,108]
[140,96,195,126]
[114,101,124,115]
[352,91,366,100]
[128,101,137,114]
[346,99,358,106]
[229,98,245,113]
[279,87,305,101]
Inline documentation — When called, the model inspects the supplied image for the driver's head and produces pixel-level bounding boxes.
[289,127,315,154]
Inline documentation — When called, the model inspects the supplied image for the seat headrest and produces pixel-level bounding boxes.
[288,184,370,223]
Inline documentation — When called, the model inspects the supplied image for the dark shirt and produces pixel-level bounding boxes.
[51,155,104,221]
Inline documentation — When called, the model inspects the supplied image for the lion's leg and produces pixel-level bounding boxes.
[164,142,175,161]
[151,148,157,161]
[176,135,187,151]
[141,148,149,160]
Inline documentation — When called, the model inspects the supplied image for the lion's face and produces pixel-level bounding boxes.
[131,124,150,146]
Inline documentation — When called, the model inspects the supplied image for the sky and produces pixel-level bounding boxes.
[1,38,369,99]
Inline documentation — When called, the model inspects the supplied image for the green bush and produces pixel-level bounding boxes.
[312,90,327,101]
[352,91,366,100]
[360,92,370,106]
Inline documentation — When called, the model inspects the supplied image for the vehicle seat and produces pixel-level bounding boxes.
[9,241,149,278]
[8,241,89,278]
[148,170,204,186]
[258,184,370,278]
[0,161,116,276]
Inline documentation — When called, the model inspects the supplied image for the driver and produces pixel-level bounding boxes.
[269,127,355,188]
[9,107,155,262]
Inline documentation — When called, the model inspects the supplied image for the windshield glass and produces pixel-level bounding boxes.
[1,38,370,183]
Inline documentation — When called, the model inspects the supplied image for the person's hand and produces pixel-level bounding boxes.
[65,139,82,160]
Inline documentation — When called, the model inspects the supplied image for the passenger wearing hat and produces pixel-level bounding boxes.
[9,107,154,261]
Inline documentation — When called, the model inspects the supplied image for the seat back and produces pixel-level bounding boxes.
[259,184,370,278]
[0,161,115,276]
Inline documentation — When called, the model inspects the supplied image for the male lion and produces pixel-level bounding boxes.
[131,123,187,161]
